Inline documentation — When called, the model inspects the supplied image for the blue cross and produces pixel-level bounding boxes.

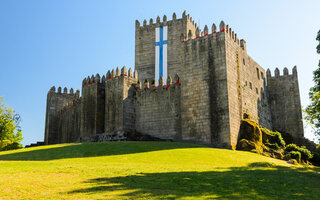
[155,27,167,78]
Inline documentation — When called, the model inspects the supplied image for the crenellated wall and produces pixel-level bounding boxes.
[135,11,202,83]
[44,87,80,144]
[80,73,105,139]
[58,99,81,143]
[135,75,181,140]
[267,66,304,139]
[105,67,138,135]
[179,21,230,146]
[222,22,272,148]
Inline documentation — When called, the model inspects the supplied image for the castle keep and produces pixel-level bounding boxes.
[44,11,304,149]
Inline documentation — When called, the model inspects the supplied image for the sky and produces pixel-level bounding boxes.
[0,0,319,146]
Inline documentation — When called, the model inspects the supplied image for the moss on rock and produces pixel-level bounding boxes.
[237,119,284,159]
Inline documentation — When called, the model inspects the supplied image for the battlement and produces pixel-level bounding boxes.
[266,66,298,78]
[225,23,242,46]
[180,20,246,51]
[48,86,80,97]
[82,74,103,87]
[136,74,179,90]
[136,11,199,29]
[180,21,222,42]
[105,66,138,80]
[81,67,138,88]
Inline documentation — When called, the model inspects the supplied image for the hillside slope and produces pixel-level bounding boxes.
[0,142,319,199]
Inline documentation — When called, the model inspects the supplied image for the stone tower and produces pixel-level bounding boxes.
[266,66,304,139]
[135,11,199,82]
[44,87,79,144]
[104,67,137,135]
[80,74,105,139]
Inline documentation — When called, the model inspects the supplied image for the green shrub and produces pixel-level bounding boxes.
[0,140,22,151]
[269,131,286,148]
[300,148,312,161]
[288,151,301,163]
[261,128,286,148]
[285,144,312,162]
[285,144,298,152]
[310,152,320,166]
[2,142,22,151]
[265,143,279,149]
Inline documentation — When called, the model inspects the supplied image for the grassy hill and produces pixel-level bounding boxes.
[0,142,319,199]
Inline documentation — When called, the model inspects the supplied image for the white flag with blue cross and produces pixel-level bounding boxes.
[155,26,168,84]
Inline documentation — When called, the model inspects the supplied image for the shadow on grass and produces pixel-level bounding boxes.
[68,162,320,200]
[0,141,202,161]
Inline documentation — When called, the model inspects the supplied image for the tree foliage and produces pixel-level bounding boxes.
[305,30,320,141]
[0,97,23,150]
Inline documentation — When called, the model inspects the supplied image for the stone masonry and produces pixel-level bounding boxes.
[44,11,304,149]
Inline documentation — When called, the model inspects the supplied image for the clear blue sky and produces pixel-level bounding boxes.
[0,0,319,146]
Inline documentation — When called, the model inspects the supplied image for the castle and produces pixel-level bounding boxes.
[44,11,304,149]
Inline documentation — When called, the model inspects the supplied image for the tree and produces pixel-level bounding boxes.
[0,97,23,150]
[305,30,320,142]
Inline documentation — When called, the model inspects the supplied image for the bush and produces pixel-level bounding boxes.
[0,140,22,151]
[2,142,22,151]
[269,131,286,148]
[310,152,320,166]
[265,143,279,149]
[261,128,286,148]
[285,144,298,152]
[285,144,312,162]
[289,151,301,163]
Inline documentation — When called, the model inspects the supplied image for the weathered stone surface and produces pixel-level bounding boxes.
[135,82,181,140]
[80,75,105,138]
[267,67,304,139]
[44,87,79,144]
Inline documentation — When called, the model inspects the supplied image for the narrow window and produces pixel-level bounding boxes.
[256,88,258,94]
[261,72,264,79]
[249,82,252,89]
[243,58,245,65]
[256,68,260,80]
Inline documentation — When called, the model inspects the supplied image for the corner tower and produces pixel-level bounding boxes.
[44,86,79,144]
[267,66,304,139]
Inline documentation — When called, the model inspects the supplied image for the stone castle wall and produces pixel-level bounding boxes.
[267,67,304,139]
[179,25,230,146]
[135,76,181,140]
[80,74,105,138]
[135,11,201,82]
[59,100,81,143]
[223,23,272,148]
[44,87,79,144]
[105,67,137,134]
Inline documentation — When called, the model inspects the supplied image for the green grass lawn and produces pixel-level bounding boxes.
[0,142,319,199]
